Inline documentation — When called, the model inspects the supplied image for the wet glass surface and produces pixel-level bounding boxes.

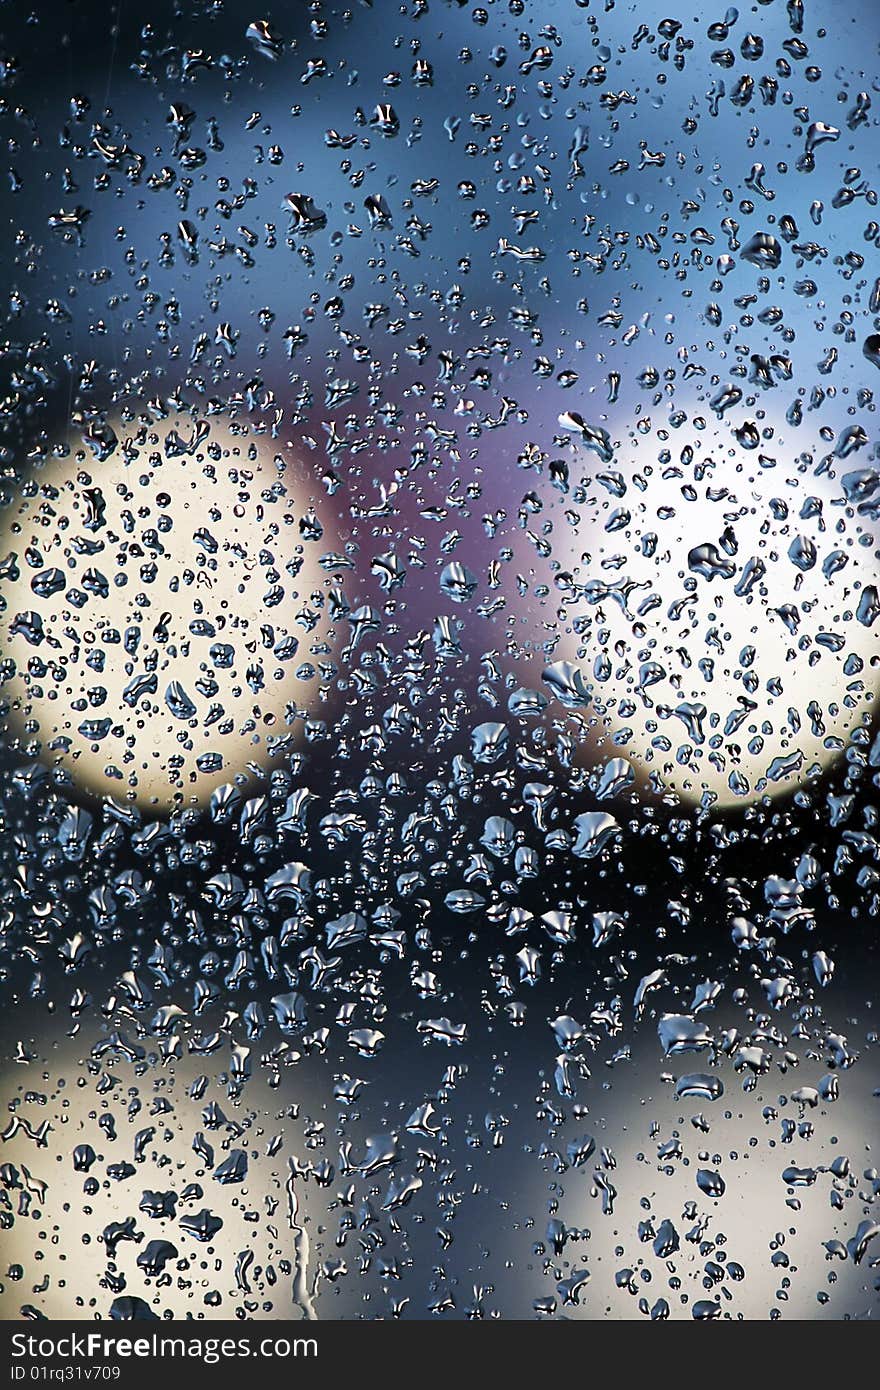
[1,0,879,1321]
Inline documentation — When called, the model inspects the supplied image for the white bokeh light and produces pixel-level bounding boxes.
[553,420,880,806]
[0,412,338,809]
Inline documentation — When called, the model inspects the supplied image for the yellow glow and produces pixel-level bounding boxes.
[0,414,337,809]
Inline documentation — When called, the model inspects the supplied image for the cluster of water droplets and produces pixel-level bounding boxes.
[0,0,879,1320]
